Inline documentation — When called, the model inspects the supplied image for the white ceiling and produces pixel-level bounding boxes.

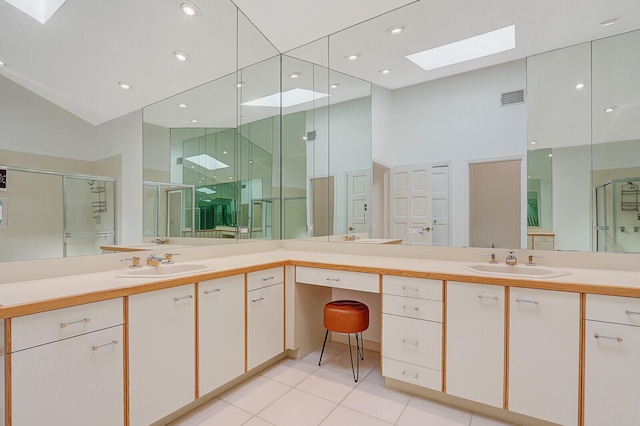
[1,0,640,126]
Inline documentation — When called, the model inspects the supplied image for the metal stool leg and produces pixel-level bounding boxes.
[318,329,329,366]
[347,333,359,382]
[356,332,364,360]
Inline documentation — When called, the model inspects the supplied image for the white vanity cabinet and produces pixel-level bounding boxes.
[381,276,443,391]
[198,275,245,395]
[247,267,284,370]
[584,295,640,426]
[128,284,195,426]
[508,288,580,426]
[446,281,505,408]
[10,298,124,426]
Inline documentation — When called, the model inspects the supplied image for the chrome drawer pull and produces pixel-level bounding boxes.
[262,276,275,281]
[625,310,640,315]
[516,298,539,304]
[326,278,340,282]
[203,289,221,295]
[402,338,419,346]
[594,333,623,342]
[92,340,119,352]
[478,295,499,300]
[402,370,419,379]
[402,286,419,292]
[59,318,90,329]
[174,295,194,302]
[402,305,419,312]
[252,297,265,303]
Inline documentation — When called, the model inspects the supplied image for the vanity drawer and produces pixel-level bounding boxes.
[11,298,124,352]
[383,294,442,322]
[247,267,284,291]
[383,276,442,301]
[382,314,442,370]
[382,357,442,391]
[586,294,640,327]
[296,267,379,293]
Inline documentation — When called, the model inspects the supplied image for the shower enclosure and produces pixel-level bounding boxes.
[595,177,640,252]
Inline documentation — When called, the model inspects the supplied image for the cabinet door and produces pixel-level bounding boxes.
[247,283,284,370]
[199,275,245,395]
[584,321,640,426]
[11,326,124,426]
[446,281,504,408]
[128,284,195,426]
[509,288,580,426]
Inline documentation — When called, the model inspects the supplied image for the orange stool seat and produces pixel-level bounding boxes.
[319,300,369,382]
[324,300,369,333]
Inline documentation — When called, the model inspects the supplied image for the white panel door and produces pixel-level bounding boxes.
[347,169,371,233]
[431,165,449,246]
[388,163,432,244]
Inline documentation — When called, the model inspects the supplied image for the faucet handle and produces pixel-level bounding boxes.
[527,255,547,266]
[480,253,498,264]
[164,253,181,263]
[121,256,141,268]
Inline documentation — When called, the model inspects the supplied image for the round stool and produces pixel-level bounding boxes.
[318,300,369,382]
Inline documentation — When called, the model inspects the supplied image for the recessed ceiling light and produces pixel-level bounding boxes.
[548,153,553,158]
[329,83,339,89]
[178,103,187,108]
[302,136,307,141]
[249,160,253,164]
[575,82,585,90]
[530,140,537,145]
[406,25,516,72]
[191,119,198,123]
[236,81,245,88]
[527,175,532,179]
[379,69,391,75]
[174,50,190,62]
[346,53,361,61]
[289,72,301,79]
[0,61,5,67]
[181,2,199,16]
[601,18,617,27]
[223,150,228,154]
[386,25,405,35]
[118,82,131,90]
[604,106,616,113]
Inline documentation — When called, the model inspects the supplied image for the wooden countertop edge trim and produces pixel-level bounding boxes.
[1,258,638,318]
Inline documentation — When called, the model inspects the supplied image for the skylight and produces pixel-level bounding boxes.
[196,187,216,195]
[4,0,67,23]
[241,88,329,108]
[184,154,229,171]
[406,25,516,72]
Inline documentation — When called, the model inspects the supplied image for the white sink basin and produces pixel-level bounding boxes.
[117,263,215,279]
[460,263,571,279]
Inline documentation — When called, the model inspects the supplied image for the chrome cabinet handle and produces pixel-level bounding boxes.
[594,333,623,342]
[402,338,418,346]
[262,276,275,281]
[60,318,90,329]
[402,286,419,292]
[174,295,194,302]
[203,289,221,295]
[326,278,340,282]
[92,340,119,352]
[478,295,499,300]
[402,305,419,312]
[402,370,419,379]
[625,310,640,315]
[516,298,539,304]
[252,297,265,303]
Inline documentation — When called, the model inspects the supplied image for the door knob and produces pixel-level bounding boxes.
[423,227,431,232]
[349,226,355,231]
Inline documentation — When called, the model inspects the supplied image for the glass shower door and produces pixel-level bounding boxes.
[63,176,116,256]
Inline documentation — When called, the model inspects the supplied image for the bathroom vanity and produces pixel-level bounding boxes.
[1,241,639,426]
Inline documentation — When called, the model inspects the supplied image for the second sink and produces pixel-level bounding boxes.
[117,263,215,279]
[460,263,571,279]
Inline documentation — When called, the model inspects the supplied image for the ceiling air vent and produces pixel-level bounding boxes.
[501,89,525,106]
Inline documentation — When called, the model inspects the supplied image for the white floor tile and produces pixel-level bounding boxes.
[258,388,336,426]
[302,341,347,366]
[319,405,393,426]
[296,366,359,403]
[396,396,472,426]
[470,413,516,426]
[323,348,379,379]
[259,357,319,387]
[243,416,276,426]
[341,375,411,423]
[219,375,290,415]
[168,398,252,426]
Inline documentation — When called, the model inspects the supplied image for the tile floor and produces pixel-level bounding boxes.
[170,342,515,426]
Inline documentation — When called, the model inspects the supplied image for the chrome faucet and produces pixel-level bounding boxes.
[163,252,180,264]
[527,254,547,266]
[146,254,165,266]
[121,256,141,268]
[506,251,517,266]
[480,253,498,264]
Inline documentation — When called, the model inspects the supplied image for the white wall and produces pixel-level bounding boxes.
[373,60,528,247]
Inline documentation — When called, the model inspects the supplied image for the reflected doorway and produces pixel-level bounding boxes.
[311,176,334,237]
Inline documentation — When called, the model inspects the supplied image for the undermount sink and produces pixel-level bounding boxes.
[460,263,571,279]
[116,263,215,279]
